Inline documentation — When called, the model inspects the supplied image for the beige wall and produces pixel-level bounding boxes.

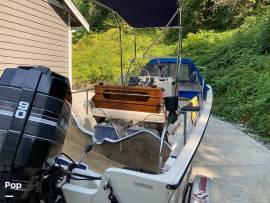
[0,0,70,77]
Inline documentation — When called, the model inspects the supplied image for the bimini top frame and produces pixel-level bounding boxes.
[93,0,183,87]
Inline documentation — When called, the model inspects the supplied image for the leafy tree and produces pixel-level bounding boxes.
[183,0,269,33]
[72,0,111,43]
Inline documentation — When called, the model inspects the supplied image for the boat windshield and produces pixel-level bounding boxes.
[143,62,191,82]
[143,63,177,78]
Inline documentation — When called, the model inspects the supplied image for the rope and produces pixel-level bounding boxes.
[104,183,119,203]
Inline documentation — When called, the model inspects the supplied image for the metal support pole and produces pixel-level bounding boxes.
[159,121,170,173]
[113,13,124,86]
[134,28,137,59]
[119,26,124,86]
[183,112,187,144]
[176,4,183,96]
[142,10,179,57]
[86,90,89,115]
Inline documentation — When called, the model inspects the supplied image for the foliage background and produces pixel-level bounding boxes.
[72,0,270,138]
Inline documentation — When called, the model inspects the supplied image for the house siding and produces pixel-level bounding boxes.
[0,0,70,77]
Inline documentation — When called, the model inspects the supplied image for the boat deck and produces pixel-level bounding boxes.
[69,90,197,174]
[63,119,123,174]
[64,119,170,174]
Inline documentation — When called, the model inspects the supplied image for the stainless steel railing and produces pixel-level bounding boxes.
[72,88,94,115]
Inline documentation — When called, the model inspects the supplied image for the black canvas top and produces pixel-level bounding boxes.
[96,0,179,28]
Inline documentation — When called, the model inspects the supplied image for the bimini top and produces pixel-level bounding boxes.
[95,0,179,28]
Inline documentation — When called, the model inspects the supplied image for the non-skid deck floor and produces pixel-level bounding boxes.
[63,119,123,174]
[63,119,170,174]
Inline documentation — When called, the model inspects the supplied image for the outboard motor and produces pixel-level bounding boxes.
[0,66,72,202]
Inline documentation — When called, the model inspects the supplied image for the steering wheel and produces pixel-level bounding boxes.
[158,65,167,78]
[139,68,151,86]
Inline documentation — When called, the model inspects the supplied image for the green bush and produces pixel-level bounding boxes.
[183,8,270,136]
[259,16,270,54]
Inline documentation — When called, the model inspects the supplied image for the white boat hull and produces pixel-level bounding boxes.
[60,86,213,203]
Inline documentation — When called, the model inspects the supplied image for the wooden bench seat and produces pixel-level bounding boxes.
[92,85,163,113]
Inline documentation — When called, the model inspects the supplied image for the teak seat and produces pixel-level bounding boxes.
[93,85,163,113]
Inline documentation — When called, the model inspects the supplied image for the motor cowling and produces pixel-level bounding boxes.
[0,66,72,201]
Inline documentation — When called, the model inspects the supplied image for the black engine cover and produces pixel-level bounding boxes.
[0,66,72,200]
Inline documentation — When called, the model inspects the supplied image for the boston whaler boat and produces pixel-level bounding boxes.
[0,0,212,203]
[63,0,213,202]
[69,57,213,203]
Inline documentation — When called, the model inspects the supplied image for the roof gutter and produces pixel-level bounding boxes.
[61,0,90,31]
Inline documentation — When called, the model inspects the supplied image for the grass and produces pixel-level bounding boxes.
[260,136,270,143]
[73,8,270,139]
